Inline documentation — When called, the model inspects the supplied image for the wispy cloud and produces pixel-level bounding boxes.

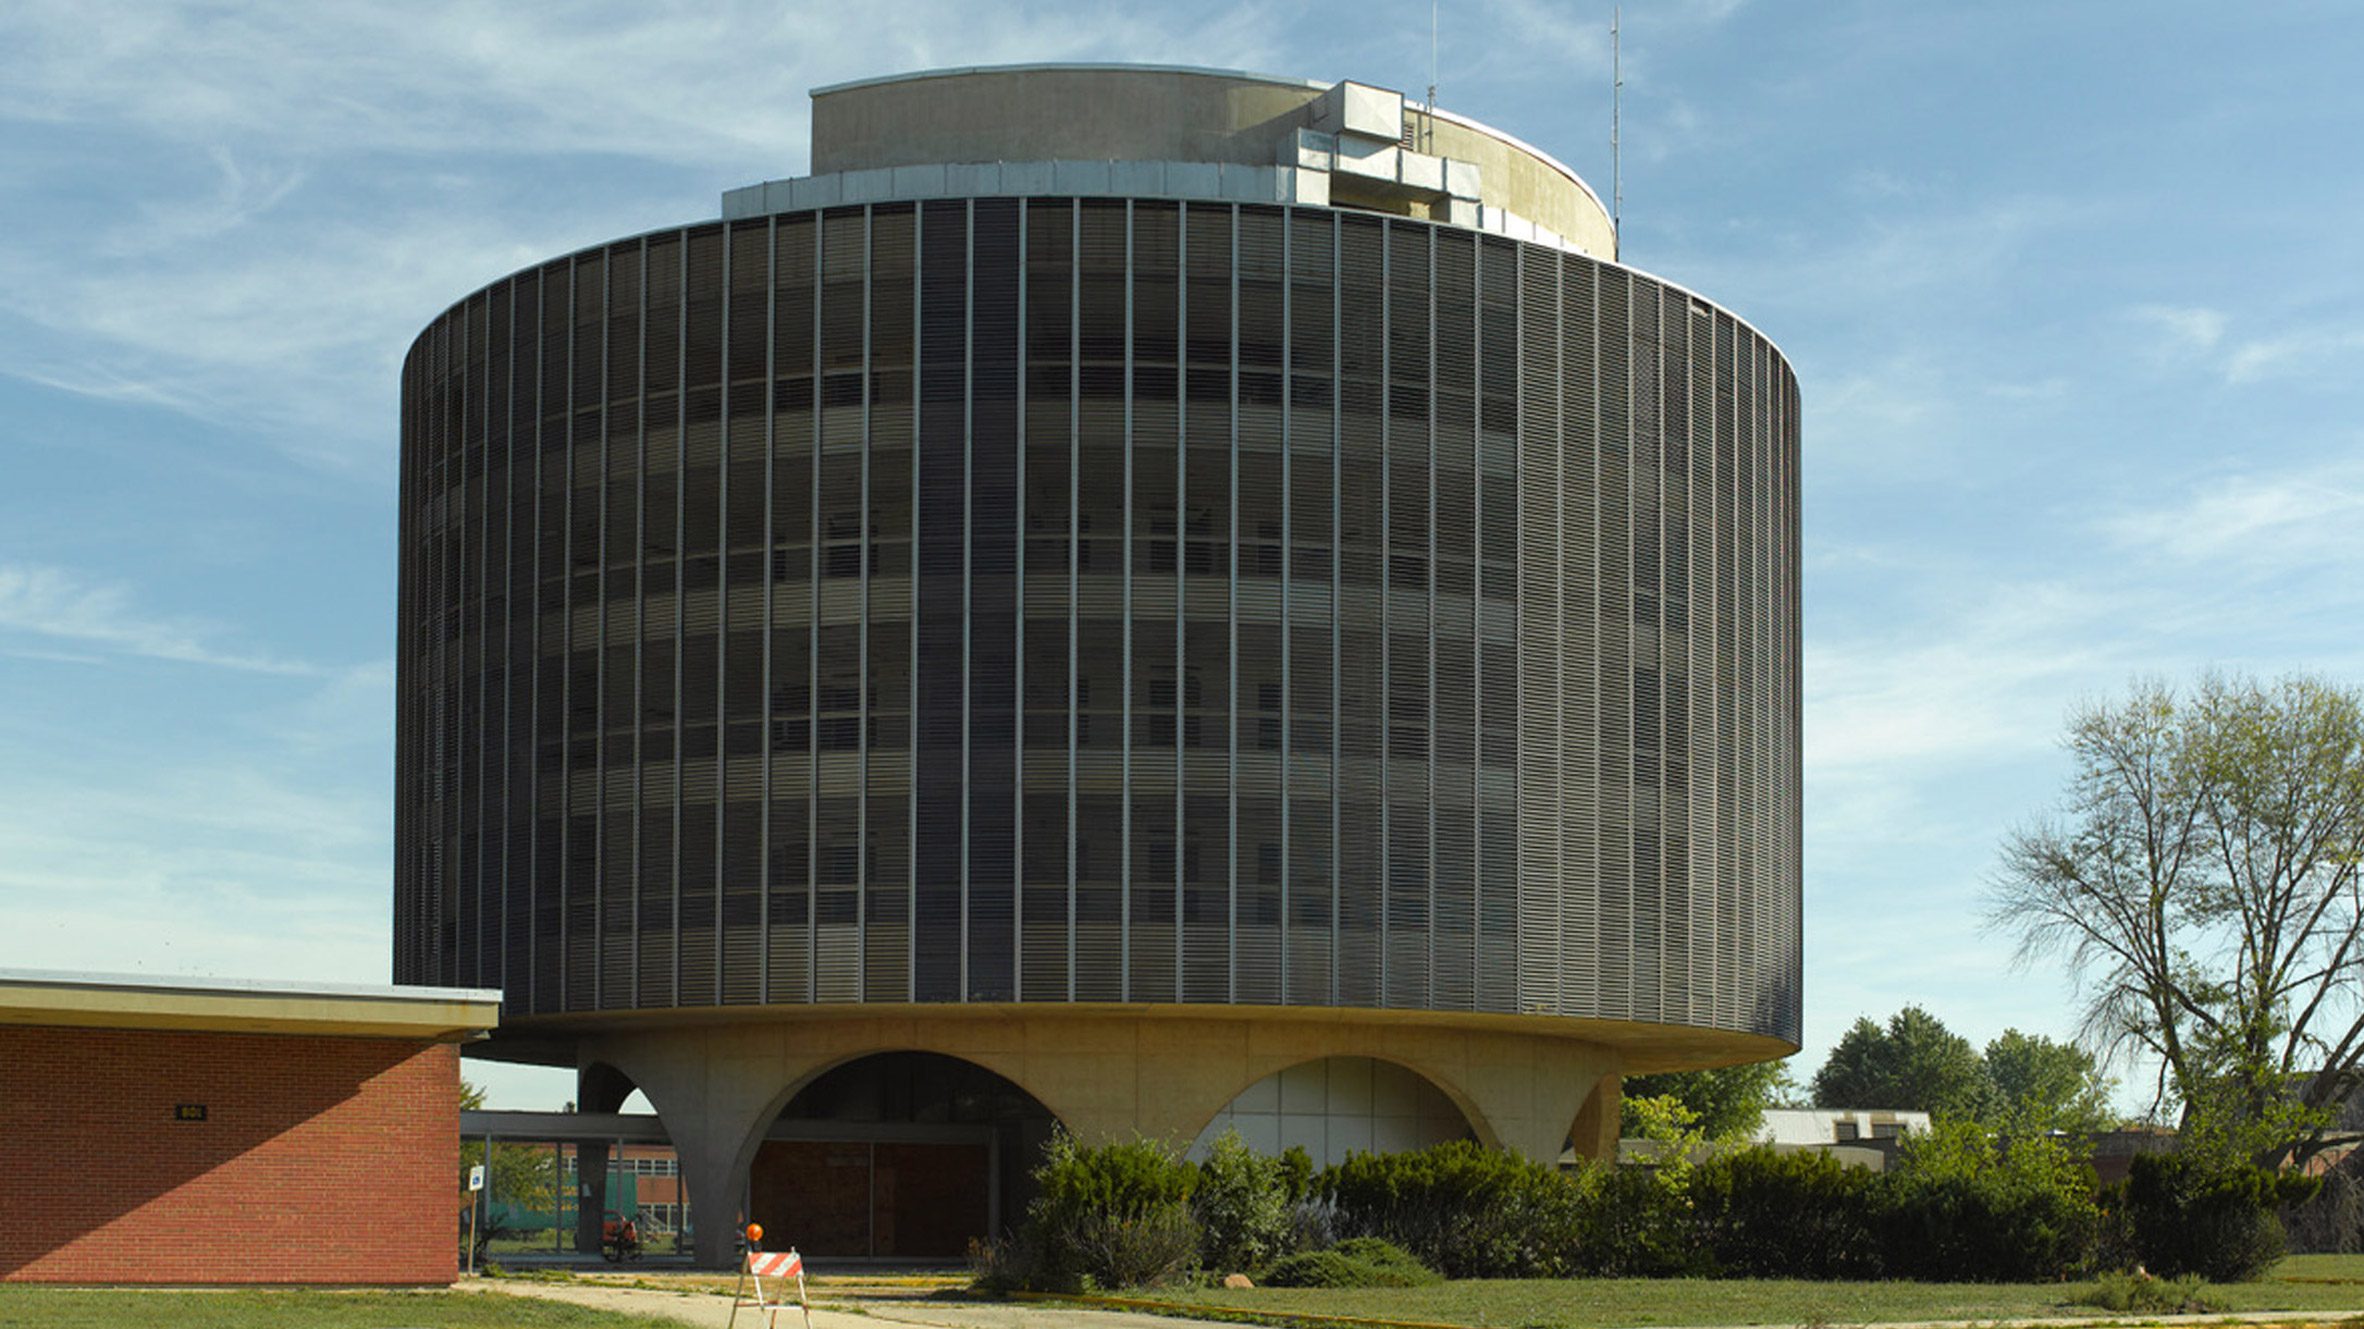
[2129,303,2364,388]
[2100,456,2364,568]
[1808,578,2121,777]
[0,563,318,674]
[2223,325,2364,385]
[0,0,1281,172]
[1483,0,1613,75]
[0,0,1286,471]
[2132,302,2226,354]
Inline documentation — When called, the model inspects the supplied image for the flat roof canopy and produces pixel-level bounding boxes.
[0,969,501,1042]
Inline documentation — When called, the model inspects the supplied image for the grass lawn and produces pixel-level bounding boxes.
[0,1287,690,1329]
[1133,1254,2364,1328]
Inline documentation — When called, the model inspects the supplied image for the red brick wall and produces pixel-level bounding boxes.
[1,1026,458,1285]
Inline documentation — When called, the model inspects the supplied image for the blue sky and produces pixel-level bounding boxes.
[4,1,2359,1112]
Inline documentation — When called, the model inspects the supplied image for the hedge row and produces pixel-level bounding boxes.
[976,1127,2312,1291]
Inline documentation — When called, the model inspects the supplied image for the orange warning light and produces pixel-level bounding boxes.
[745,1222,764,1244]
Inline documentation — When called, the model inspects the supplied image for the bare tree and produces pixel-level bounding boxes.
[1991,673,2364,1164]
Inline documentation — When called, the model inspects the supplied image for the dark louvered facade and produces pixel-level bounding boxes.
[396,195,1800,1044]
[398,76,1799,1259]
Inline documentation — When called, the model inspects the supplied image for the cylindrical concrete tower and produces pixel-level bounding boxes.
[396,64,1800,1263]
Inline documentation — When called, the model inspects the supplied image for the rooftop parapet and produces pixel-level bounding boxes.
[723,63,1615,258]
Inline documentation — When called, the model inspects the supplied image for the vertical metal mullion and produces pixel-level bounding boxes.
[474,295,491,992]
[631,238,649,1008]
[1014,200,1028,999]
[1376,222,1389,1000]
[907,207,922,1002]
[460,299,475,989]
[809,216,824,1004]
[1174,201,1187,993]
[1226,205,1241,1004]
[1468,239,1483,1000]
[961,198,975,1002]
[1652,284,1665,1017]
[759,215,776,1002]
[1425,225,1439,999]
[1119,199,1134,1001]
[1066,199,1081,1004]
[712,231,731,1006]
[1277,207,1291,1004]
[1328,210,1341,1006]
[557,255,574,1010]
[1515,240,1532,1014]
[1586,257,1604,1014]
[1456,235,1475,993]
[857,205,873,1002]
[670,236,687,1006]
[594,257,610,1011]
[1553,251,1569,1016]
[525,276,544,1011]
[498,283,516,1000]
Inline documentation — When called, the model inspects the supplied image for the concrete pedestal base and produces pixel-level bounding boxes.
[554,1004,1630,1267]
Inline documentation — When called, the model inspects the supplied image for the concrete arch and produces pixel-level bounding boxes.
[1188,1054,1487,1165]
[576,1059,638,1115]
[771,1048,1069,1129]
[1147,1017,1621,1163]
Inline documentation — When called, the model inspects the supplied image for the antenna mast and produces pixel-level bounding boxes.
[1612,5,1622,257]
[1426,0,1439,152]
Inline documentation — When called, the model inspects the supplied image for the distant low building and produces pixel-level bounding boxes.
[1758,1108,1930,1146]
[2085,1125,2178,1185]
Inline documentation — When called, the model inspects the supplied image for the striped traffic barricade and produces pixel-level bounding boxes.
[726,1225,810,1329]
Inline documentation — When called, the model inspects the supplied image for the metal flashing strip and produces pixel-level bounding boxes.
[0,969,502,1041]
[810,62,1332,99]
[721,165,1602,259]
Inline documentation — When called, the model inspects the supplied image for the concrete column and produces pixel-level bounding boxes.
[571,1064,635,1255]
[573,1141,611,1255]
[1442,1033,1618,1163]
[1569,1071,1621,1161]
[579,1027,833,1269]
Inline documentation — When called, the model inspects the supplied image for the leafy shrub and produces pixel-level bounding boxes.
[2073,1270,2225,1313]
[1332,1237,1438,1279]
[1689,1146,1882,1279]
[2120,1151,2315,1282]
[1259,1249,1364,1289]
[1192,1130,1299,1274]
[1575,1162,1700,1277]
[1062,1204,1203,1290]
[1321,1140,1585,1278]
[1010,1134,1201,1291]
[1262,1237,1441,1288]
[1571,1095,1727,1277]
[1880,1120,2100,1282]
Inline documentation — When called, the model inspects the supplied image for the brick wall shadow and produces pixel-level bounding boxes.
[1,1026,456,1284]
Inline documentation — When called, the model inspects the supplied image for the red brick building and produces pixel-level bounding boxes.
[2,971,499,1285]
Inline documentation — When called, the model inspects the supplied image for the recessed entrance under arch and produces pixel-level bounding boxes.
[748,1051,1061,1259]
[1189,1056,1476,1166]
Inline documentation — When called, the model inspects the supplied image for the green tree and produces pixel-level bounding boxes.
[459,1081,559,1218]
[1990,673,2364,1165]
[1621,1059,1797,1140]
[1983,1029,2118,1133]
[1811,1006,1994,1119]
